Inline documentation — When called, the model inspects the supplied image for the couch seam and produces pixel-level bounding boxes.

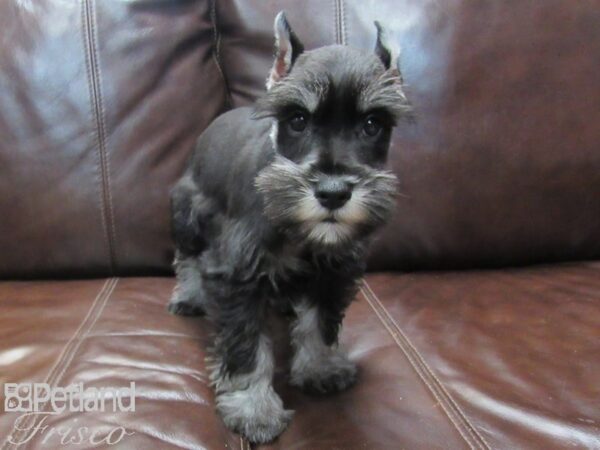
[362,281,492,448]
[21,278,118,450]
[333,0,339,44]
[340,0,347,45]
[359,285,475,449]
[82,0,117,274]
[0,278,117,450]
[89,0,118,271]
[333,0,347,45]
[360,280,491,450]
[210,0,233,110]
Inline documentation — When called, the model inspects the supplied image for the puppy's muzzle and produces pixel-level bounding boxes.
[314,177,352,210]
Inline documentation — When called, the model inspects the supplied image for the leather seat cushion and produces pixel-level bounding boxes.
[1,263,598,448]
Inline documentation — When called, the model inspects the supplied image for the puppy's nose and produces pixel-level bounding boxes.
[315,178,352,210]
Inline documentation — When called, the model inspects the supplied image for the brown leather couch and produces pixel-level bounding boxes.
[1,1,599,449]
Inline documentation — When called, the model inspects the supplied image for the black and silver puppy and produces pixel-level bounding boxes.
[168,12,411,443]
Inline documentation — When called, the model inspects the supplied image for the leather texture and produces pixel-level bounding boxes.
[1,267,598,449]
[0,0,228,278]
[1,1,599,449]
[1,0,600,277]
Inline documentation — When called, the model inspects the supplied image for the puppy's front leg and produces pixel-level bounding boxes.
[289,296,357,395]
[209,285,292,444]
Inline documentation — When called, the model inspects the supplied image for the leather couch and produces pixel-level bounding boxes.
[1,1,599,449]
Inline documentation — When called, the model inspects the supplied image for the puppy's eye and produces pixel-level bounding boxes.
[288,112,308,133]
[363,116,382,137]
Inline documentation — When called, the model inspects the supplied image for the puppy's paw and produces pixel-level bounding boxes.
[167,293,205,316]
[217,386,293,444]
[225,408,293,444]
[290,353,357,395]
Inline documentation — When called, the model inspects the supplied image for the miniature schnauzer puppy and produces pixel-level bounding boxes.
[168,11,412,444]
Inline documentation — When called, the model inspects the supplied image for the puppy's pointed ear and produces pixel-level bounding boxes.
[267,11,304,90]
[374,21,402,81]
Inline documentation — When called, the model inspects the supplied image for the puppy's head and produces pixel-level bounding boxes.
[255,12,412,248]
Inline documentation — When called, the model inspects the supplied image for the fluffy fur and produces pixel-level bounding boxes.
[168,11,411,444]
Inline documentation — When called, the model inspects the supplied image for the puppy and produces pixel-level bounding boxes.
[168,11,412,443]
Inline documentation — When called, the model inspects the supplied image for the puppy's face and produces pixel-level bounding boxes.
[255,14,412,248]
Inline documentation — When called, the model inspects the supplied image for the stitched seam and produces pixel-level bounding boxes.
[210,0,232,109]
[362,288,479,448]
[83,0,117,274]
[17,278,118,450]
[0,279,111,450]
[333,0,340,44]
[363,281,492,448]
[339,0,347,45]
[363,281,492,449]
[359,285,477,450]
[38,278,118,401]
[361,281,491,450]
[9,278,118,450]
[0,279,115,450]
[81,0,110,273]
[89,0,117,272]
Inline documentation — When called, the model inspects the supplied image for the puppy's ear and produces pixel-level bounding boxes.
[374,21,403,81]
[267,11,304,90]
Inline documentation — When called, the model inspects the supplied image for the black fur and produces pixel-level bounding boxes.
[168,12,411,444]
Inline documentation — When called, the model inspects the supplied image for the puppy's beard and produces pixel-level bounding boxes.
[295,181,398,246]
[295,190,356,245]
[307,222,353,245]
[255,156,398,246]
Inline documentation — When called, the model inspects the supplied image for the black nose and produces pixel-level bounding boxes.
[315,178,352,210]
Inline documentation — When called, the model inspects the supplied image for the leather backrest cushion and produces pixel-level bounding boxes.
[0,0,228,277]
[1,0,599,277]
[217,0,600,270]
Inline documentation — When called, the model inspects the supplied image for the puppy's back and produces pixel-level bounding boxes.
[189,106,274,216]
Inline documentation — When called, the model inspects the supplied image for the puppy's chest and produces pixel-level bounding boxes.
[265,243,312,283]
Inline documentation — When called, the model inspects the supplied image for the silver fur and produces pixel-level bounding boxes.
[289,301,357,393]
[168,251,206,316]
[210,335,293,444]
